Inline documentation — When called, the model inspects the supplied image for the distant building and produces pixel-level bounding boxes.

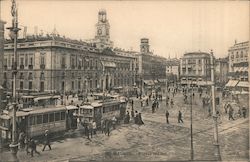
[226,41,249,90]
[165,58,180,83]
[136,38,167,94]
[180,52,212,86]
[228,41,249,81]
[215,57,229,86]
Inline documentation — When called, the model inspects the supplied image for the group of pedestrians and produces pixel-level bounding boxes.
[165,110,184,124]
[18,130,52,157]
[125,109,144,125]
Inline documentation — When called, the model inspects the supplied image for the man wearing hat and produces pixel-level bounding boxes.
[42,130,51,151]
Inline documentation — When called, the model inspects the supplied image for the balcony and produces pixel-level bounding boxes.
[40,64,45,69]
[28,65,33,70]
[20,65,24,70]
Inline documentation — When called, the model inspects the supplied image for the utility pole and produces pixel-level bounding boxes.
[7,0,21,161]
[210,50,221,160]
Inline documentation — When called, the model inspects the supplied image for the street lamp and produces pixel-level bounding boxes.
[189,76,194,160]
[6,0,21,161]
[210,50,221,160]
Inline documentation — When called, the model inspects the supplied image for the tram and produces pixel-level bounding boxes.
[0,105,78,145]
[78,98,127,128]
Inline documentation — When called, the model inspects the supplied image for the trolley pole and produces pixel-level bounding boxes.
[7,0,21,161]
[210,50,221,161]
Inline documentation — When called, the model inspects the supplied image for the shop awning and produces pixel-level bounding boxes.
[144,80,154,86]
[101,61,116,68]
[225,80,239,87]
[236,81,249,88]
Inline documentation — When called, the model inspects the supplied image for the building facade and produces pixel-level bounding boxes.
[3,36,136,94]
[166,58,180,83]
[228,41,249,81]
[180,52,212,86]
[0,20,6,86]
[215,57,229,86]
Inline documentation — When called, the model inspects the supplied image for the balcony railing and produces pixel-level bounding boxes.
[78,66,82,69]
[28,65,33,70]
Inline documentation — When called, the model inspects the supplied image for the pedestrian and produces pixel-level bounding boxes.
[42,130,51,151]
[105,120,110,136]
[146,98,149,106]
[178,111,184,123]
[242,107,247,118]
[25,137,31,155]
[170,99,174,108]
[30,138,40,157]
[92,120,97,135]
[141,100,143,107]
[131,108,135,118]
[89,122,93,138]
[101,119,105,134]
[137,113,144,125]
[112,116,117,129]
[84,122,90,139]
[229,107,235,120]
[131,99,134,109]
[18,131,25,149]
[166,110,169,124]
[134,111,138,124]
[152,103,155,113]
[156,100,159,109]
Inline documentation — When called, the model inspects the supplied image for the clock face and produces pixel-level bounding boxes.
[98,29,102,35]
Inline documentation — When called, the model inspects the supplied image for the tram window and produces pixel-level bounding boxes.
[61,112,65,120]
[49,113,55,122]
[37,115,43,124]
[55,112,60,121]
[29,116,35,125]
[43,114,48,123]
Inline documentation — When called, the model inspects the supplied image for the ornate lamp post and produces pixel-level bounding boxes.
[6,0,21,161]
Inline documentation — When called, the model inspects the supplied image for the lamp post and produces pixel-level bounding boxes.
[210,50,221,160]
[6,0,21,161]
[189,77,194,161]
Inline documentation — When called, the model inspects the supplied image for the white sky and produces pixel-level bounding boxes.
[0,0,249,58]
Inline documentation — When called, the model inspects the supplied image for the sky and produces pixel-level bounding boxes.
[0,0,249,58]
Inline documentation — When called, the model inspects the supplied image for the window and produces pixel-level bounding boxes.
[29,116,36,125]
[49,113,54,122]
[29,57,33,65]
[37,115,43,124]
[61,112,65,120]
[20,58,24,65]
[41,56,45,65]
[25,54,28,66]
[4,58,7,66]
[43,114,48,123]
[20,81,23,90]
[240,51,243,58]
[62,56,66,66]
[71,81,74,90]
[4,72,7,79]
[236,52,239,58]
[55,112,60,121]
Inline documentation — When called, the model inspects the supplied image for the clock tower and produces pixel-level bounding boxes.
[95,10,110,41]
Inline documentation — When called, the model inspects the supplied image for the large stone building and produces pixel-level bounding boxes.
[180,52,212,86]
[3,11,137,95]
[215,57,229,86]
